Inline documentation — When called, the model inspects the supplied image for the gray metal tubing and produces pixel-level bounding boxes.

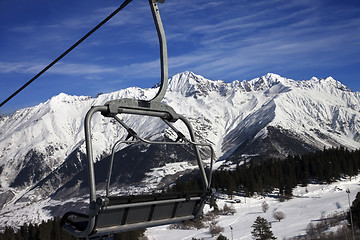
[114,115,213,151]
[116,113,211,190]
[163,118,215,187]
[104,196,201,211]
[118,108,171,119]
[85,106,108,202]
[106,139,139,196]
[92,215,193,237]
[149,0,168,102]
[105,115,214,195]
[106,137,198,196]
[81,105,108,238]
[177,115,209,190]
[82,107,213,238]
[106,137,213,195]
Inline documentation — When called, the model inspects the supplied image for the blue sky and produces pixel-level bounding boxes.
[1,0,360,115]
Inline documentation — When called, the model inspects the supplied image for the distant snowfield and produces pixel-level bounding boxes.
[146,176,360,240]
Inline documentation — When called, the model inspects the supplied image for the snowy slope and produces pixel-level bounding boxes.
[0,87,182,191]
[0,71,360,229]
[146,176,360,240]
[221,74,360,161]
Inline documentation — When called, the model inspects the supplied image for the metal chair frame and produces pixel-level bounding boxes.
[61,1,214,238]
[61,99,214,239]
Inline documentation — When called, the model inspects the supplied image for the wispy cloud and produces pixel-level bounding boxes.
[1,0,360,115]
[162,0,360,80]
[0,61,118,75]
[2,0,359,82]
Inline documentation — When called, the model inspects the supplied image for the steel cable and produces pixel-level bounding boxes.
[0,0,133,109]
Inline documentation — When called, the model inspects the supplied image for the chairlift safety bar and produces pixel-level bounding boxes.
[105,114,215,196]
[61,0,215,238]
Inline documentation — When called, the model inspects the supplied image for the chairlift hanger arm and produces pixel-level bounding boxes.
[149,0,168,102]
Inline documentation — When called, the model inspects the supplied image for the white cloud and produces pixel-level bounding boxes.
[1,0,360,94]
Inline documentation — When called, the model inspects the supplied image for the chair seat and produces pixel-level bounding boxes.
[62,191,205,238]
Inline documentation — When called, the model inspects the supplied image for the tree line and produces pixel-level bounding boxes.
[211,147,360,197]
[0,218,76,240]
[0,217,146,240]
[172,147,360,198]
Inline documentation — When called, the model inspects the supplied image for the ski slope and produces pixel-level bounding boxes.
[146,176,360,239]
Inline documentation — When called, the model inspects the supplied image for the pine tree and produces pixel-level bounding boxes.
[217,234,229,240]
[348,191,360,229]
[251,216,276,240]
[1,226,16,240]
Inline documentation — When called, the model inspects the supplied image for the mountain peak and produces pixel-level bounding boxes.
[322,76,351,91]
[237,73,290,92]
[166,72,352,97]
[168,71,215,88]
[306,76,351,92]
[167,71,226,97]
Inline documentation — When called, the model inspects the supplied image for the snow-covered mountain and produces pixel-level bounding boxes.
[0,71,360,228]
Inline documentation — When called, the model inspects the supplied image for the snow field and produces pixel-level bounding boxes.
[146,176,360,240]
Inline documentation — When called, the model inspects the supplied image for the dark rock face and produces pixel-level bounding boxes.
[19,147,86,201]
[10,150,51,189]
[0,190,15,209]
[228,126,319,163]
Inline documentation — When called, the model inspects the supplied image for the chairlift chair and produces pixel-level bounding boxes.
[61,0,214,238]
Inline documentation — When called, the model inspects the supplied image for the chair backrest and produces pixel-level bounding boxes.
[92,191,204,236]
[61,191,207,238]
